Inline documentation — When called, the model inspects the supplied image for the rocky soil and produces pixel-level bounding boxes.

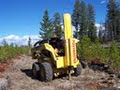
[0,55,120,90]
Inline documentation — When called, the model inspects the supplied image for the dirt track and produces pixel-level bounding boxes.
[2,55,120,90]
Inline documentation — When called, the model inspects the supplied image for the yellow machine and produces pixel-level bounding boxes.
[31,13,82,82]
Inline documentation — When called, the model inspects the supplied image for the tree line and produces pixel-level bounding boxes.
[72,0,96,41]
[98,0,120,43]
[40,11,62,39]
[40,0,120,42]
[105,0,120,41]
[40,0,96,42]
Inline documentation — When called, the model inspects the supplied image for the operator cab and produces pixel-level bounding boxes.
[49,37,65,56]
[33,37,65,56]
[34,39,49,47]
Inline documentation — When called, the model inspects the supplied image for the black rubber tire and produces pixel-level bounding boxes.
[39,62,53,82]
[74,65,82,76]
[32,62,40,78]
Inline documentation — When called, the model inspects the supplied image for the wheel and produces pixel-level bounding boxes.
[32,62,40,78]
[39,62,53,82]
[74,65,82,76]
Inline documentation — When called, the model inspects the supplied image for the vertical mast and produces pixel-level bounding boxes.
[63,14,73,67]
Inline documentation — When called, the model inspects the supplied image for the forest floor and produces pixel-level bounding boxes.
[0,55,120,90]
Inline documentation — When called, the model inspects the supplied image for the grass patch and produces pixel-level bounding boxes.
[0,45,30,62]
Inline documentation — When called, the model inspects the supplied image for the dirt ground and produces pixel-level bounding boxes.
[1,55,120,90]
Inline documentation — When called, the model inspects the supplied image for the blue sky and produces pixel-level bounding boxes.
[0,0,107,38]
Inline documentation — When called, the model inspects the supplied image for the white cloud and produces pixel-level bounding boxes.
[95,23,106,37]
[100,0,106,4]
[95,23,100,27]
[0,34,40,46]
[4,34,20,40]
[95,23,105,31]
[0,23,105,46]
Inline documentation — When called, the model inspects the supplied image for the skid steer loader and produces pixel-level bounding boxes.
[31,13,82,82]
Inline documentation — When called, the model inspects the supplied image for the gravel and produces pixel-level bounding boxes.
[0,55,120,90]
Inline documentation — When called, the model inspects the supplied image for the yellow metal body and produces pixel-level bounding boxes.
[56,57,64,68]
[32,13,80,74]
[62,14,80,68]
[43,14,80,69]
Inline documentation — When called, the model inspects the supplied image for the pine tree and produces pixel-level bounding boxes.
[28,37,31,47]
[53,12,62,37]
[40,10,53,39]
[116,7,120,40]
[105,17,110,41]
[99,22,103,43]
[72,0,81,38]
[118,10,120,40]
[2,39,8,46]
[79,0,87,38]
[87,3,96,42]
[107,0,118,40]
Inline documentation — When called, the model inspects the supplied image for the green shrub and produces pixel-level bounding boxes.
[0,45,30,62]
[77,37,120,69]
[77,37,108,63]
[77,36,92,62]
[109,41,120,69]
[90,39,108,63]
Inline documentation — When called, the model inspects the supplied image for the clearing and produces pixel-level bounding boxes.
[0,55,120,90]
